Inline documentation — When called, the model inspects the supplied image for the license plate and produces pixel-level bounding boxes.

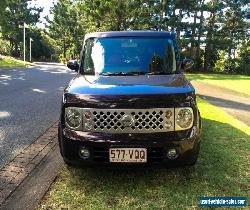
[109,148,147,163]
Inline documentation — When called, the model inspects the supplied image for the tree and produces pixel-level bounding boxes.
[0,0,7,12]
[0,0,42,57]
[79,0,138,31]
[220,0,248,58]
[203,0,222,71]
[0,0,9,16]
[47,0,83,62]
[27,28,55,60]
[238,40,250,75]
[195,0,206,69]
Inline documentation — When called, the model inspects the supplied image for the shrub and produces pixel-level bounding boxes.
[0,38,11,55]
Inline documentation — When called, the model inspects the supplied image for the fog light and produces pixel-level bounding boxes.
[79,147,90,159]
[167,149,178,159]
[165,110,172,119]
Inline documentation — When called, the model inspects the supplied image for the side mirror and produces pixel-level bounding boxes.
[67,60,79,71]
[181,58,194,71]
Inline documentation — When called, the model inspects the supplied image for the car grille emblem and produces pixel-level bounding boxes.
[121,115,134,127]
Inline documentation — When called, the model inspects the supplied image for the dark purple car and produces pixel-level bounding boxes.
[60,31,201,167]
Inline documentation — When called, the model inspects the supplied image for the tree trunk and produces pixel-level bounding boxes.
[116,13,122,31]
[63,38,66,62]
[228,31,234,59]
[171,9,176,31]
[204,1,217,71]
[195,0,205,70]
[160,0,165,30]
[176,9,182,40]
[12,42,19,57]
[190,10,197,58]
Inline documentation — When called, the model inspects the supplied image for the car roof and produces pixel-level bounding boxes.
[84,31,176,40]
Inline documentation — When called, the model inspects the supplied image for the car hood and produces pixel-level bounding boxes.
[65,74,194,95]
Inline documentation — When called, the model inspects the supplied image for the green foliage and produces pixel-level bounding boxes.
[223,58,240,74]
[0,55,31,67]
[29,29,56,60]
[80,0,131,31]
[0,36,12,55]
[214,45,250,75]
[0,0,42,57]
[238,43,250,75]
[47,0,84,63]
[214,50,226,72]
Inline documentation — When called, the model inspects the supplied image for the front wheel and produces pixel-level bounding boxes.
[184,142,200,166]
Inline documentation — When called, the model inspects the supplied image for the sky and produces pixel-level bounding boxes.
[29,0,57,28]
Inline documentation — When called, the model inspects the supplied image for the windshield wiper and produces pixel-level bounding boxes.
[147,71,172,75]
[99,71,145,76]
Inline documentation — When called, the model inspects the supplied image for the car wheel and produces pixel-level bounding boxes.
[185,142,200,166]
[62,157,77,167]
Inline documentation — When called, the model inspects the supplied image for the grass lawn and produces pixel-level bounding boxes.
[38,99,250,210]
[186,73,250,96]
[0,55,31,67]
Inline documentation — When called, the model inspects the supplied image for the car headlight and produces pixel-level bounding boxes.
[175,107,193,131]
[65,107,82,130]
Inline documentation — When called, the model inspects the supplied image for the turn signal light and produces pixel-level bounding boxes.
[165,110,172,119]
[84,111,92,119]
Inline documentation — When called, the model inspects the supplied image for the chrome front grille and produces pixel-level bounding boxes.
[82,108,174,133]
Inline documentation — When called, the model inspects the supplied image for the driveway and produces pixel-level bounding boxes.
[0,63,75,168]
[192,81,250,126]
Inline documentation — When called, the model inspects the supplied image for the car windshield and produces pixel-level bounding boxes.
[81,37,177,75]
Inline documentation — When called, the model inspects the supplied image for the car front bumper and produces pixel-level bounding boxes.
[59,125,201,167]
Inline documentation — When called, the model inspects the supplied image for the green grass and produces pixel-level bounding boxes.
[186,73,250,96]
[38,99,250,210]
[0,55,31,67]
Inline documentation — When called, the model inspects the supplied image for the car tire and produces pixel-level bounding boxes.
[63,158,73,166]
[62,157,80,167]
[185,142,200,166]
[58,125,77,167]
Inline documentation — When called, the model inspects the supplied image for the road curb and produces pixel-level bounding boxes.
[0,66,34,71]
[0,122,59,206]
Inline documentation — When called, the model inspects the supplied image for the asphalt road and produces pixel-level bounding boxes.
[0,63,75,168]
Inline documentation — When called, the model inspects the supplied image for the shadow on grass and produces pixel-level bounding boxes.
[197,94,250,112]
[51,119,249,209]
[186,73,250,81]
